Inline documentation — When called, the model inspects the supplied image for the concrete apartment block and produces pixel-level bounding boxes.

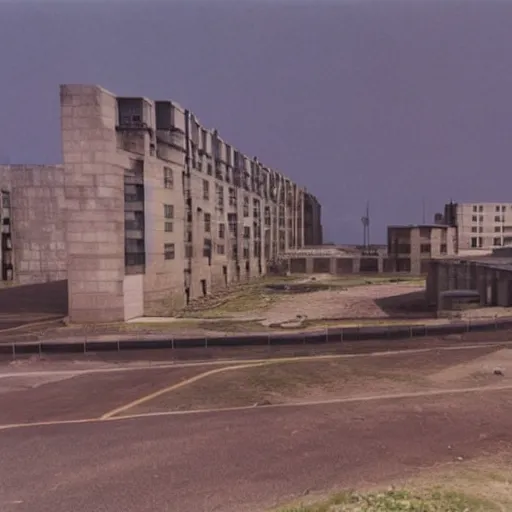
[441,201,512,252]
[0,165,66,285]
[0,84,322,323]
[60,84,322,323]
[387,224,456,275]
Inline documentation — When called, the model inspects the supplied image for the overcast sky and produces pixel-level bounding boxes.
[1,0,512,243]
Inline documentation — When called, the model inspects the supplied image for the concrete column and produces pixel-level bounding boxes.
[329,257,336,275]
[352,257,361,274]
[305,257,313,274]
[61,85,125,323]
[477,269,488,306]
[496,272,510,307]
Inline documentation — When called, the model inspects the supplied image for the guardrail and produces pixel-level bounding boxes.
[1,316,512,357]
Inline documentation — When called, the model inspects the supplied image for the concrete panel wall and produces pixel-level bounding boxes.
[359,257,379,273]
[0,165,67,285]
[335,258,354,274]
[123,274,144,319]
[61,85,125,323]
[312,257,330,273]
[143,156,186,315]
[289,258,306,273]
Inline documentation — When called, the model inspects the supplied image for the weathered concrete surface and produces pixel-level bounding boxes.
[0,391,511,512]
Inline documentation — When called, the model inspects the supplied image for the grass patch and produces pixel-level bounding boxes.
[278,489,500,512]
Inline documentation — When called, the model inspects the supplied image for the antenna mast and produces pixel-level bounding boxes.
[361,201,370,251]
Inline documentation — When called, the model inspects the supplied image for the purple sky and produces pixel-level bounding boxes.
[1,0,512,244]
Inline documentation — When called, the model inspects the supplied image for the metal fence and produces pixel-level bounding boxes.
[2,316,512,356]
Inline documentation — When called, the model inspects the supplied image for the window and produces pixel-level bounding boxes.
[495,215,501,222]
[228,187,236,206]
[219,223,225,239]
[203,238,212,258]
[207,163,213,176]
[243,196,249,217]
[478,237,483,248]
[163,167,173,189]
[479,215,483,222]
[440,244,447,254]
[472,216,477,222]
[164,243,175,260]
[1,190,10,209]
[204,213,211,233]
[217,244,225,255]
[471,237,478,248]
[201,129,208,152]
[493,237,502,246]
[473,205,478,212]
[479,226,483,233]
[479,205,483,212]
[164,221,173,232]
[502,205,506,212]
[164,204,174,219]
[495,226,501,232]
[185,244,193,258]
[496,205,501,212]
[243,226,250,239]
[471,227,477,233]
[203,180,210,200]
[215,183,224,212]
[420,243,431,254]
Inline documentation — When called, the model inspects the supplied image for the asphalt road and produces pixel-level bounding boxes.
[0,388,511,511]
[1,345,512,512]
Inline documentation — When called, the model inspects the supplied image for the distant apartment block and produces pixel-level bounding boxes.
[387,224,456,274]
[0,85,322,323]
[441,201,512,252]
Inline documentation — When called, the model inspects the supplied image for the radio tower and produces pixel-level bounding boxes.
[361,201,370,251]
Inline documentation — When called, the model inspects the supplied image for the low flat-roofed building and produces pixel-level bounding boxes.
[387,224,456,275]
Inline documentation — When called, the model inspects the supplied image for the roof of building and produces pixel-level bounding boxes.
[387,224,451,230]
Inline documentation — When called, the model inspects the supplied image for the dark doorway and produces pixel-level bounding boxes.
[222,265,228,286]
[236,264,241,281]
[200,279,207,297]
[185,287,190,305]
[245,261,250,278]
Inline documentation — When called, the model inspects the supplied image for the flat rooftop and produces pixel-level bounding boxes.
[387,224,451,229]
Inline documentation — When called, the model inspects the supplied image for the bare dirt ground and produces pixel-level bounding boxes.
[0,275,432,343]
[260,282,426,326]
[114,345,510,417]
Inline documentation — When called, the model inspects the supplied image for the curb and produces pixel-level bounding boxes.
[1,316,512,356]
